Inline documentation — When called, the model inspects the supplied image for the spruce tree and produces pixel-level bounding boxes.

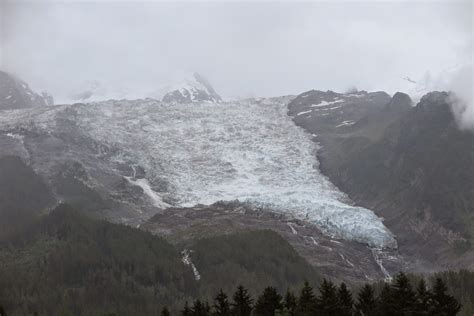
[414,278,432,314]
[391,272,416,314]
[431,277,461,316]
[231,285,253,316]
[337,282,353,316]
[182,301,192,316]
[254,286,283,316]
[377,283,397,316]
[284,289,297,316]
[316,279,338,315]
[161,307,171,316]
[355,284,377,316]
[192,299,210,316]
[213,289,231,316]
[296,281,317,316]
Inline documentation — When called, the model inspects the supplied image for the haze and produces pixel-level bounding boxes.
[0,1,472,107]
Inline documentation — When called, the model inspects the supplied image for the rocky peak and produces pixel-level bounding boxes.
[385,92,412,111]
[0,71,50,110]
[162,72,222,103]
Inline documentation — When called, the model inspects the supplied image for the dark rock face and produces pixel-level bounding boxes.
[385,92,412,111]
[289,89,474,270]
[288,90,392,135]
[0,71,49,110]
[162,72,222,103]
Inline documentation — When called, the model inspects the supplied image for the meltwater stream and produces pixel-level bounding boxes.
[75,98,396,248]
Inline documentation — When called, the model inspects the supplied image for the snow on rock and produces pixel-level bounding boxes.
[162,72,222,103]
[287,223,298,235]
[181,249,201,281]
[310,99,344,107]
[336,120,355,128]
[371,248,392,281]
[296,110,312,116]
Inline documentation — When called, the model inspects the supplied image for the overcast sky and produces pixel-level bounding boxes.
[0,0,472,101]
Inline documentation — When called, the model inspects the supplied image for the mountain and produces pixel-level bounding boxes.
[0,204,323,315]
[162,72,222,103]
[288,90,474,270]
[0,71,51,110]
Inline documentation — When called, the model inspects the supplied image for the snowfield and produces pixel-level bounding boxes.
[0,98,396,248]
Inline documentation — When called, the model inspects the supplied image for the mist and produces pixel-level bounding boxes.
[1,1,472,116]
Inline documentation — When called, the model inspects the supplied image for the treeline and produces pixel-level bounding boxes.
[163,272,461,316]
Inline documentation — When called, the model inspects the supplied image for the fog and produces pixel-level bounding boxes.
[0,1,472,123]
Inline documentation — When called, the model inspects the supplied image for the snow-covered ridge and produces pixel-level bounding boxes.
[64,72,222,104]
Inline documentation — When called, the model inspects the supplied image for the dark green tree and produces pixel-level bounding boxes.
[355,284,377,316]
[0,306,5,316]
[254,286,283,316]
[231,285,253,316]
[337,282,353,316]
[391,272,416,314]
[284,289,297,315]
[182,301,192,316]
[431,277,461,316]
[414,278,432,314]
[213,289,231,316]
[377,283,397,316]
[316,279,338,315]
[161,307,171,316]
[192,299,210,316]
[296,281,317,316]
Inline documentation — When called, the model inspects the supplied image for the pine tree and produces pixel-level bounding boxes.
[296,281,317,316]
[213,289,231,316]
[284,289,297,316]
[431,277,461,316]
[254,286,283,316]
[231,285,253,316]
[182,301,192,316]
[192,299,210,316]
[391,272,416,314]
[337,282,353,316]
[316,279,339,315]
[161,306,171,316]
[377,283,397,316]
[414,278,432,314]
[355,284,377,316]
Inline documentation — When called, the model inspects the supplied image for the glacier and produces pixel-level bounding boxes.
[71,98,396,249]
[0,97,396,248]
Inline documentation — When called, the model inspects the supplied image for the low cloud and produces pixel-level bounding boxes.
[448,65,474,130]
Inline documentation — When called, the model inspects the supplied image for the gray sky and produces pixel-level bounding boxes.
[1,0,472,102]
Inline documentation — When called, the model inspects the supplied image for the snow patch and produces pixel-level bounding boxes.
[296,110,312,116]
[124,165,170,210]
[287,223,298,235]
[310,99,344,107]
[371,248,392,282]
[181,249,201,281]
[336,120,355,128]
